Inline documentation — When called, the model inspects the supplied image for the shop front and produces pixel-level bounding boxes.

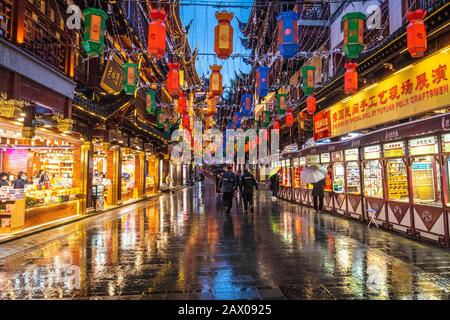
[145,153,159,196]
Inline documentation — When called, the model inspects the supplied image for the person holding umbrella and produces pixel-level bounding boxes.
[302,165,327,213]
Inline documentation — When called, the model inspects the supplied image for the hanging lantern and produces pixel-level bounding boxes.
[276,11,300,58]
[233,112,242,128]
[146,90,157,114]
[344,62,358,95]
[208,97,217,114]
[209,65,223,96]
[122,63,138,95]
[286,109,294,127]
[256,66,270,98]
[241,94,253,117]
[164,119,171,134]
[167,63,180,97]
[205,116,214,129]
[82,8,108,57]
[276,93,288,115]
[214,11,234,59]
[262,110,271,128]
[273,119,280,130]
[407,9,427,58]
[148,9,167,59]
[182,113,190,129]
[301,66,316,96]
[226,121,234,129]
[156,109,165,129]
[178,91,187,113]
[342,12,365,59]
[306,95,316,115]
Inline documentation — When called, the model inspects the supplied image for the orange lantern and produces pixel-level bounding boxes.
[209,65,223,96]
[148,9,167,59]
[344,62,358,95]
[167,63,180,96]
[306,95,316,115]
[206,116,214,129]
[214,11,234,59]
[407,9,427,58]
[208,97,217,115]
[178,91,187,113]
[286,109,294,127]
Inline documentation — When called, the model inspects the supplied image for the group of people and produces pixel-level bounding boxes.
[0,170,51,189]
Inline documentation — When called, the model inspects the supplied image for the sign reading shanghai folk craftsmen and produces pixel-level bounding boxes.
[314,47,450,140]
[100,53,124,94]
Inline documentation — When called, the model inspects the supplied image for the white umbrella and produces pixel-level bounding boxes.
[301,165,327,184]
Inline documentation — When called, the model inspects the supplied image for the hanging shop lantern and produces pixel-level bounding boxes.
[82,8,108,57]
[214,11,234,59]
[306,95,316,115]
[182,113,190,129]
[273,119,280,130]
[301,66,316,96]
[178,91,187,113]
[233,112,242,128]
[156,109,165,129]
[241,94,253,117]
[167,63,180,97]
[148,9,167,59]
[286,109,294,127]
[163,119,171,134]
[209,65,223,96]
[226,120,234,129]
[262,110,271,128]
[341,12,366,59]
[344,62,358,95]
[256,66,270,98]
[407,9,427,58]
[122,63,138,95]
[146,90,157,114]
[276,11,300,59]
[276,93,288,115]
[208,97,217,114]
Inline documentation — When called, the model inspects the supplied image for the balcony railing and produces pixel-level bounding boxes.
[0,0,12,41]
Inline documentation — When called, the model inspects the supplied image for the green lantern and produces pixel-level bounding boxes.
[163,119,171,135]
[123,63,139,95]
[82,8,108,57]
[262,110,270,128]
[146,90,157,114]
[301,66,316,96]
[276,93,288,115]
[342,12,366,59]
[156,109,164,129]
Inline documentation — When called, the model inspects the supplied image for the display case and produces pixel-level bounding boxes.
[293,158,300,188]
[363,145,383,198]
[442,133,450,206]
[332,151,344,193]
[345,149,360,194]
[384,141,408,202]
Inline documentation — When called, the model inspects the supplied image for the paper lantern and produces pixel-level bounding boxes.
[301,66,316,96]
[407,9,427,58]
[226,121,234,129]
[273,120,280,130]
[209,65,223,96]
[241,94,253,117]
[167,63,180,96]
[205,116,214,129]
[214,11,234,59]
[276,11,300,58]
[148,9,166,59]
[256,66,270,98]
[262,110,270,128]
[233,112,242,128]
[82,8,108,57]
[163,119,171,134]
[178,91,187,113]
[146,90,157,114]
[306,95,316,115]
[156,109,165,129]
[286,109,294,127]
[182,113,190,129]
[122,63,138,95]
[344,62,358,95]
[276,93,288,115]
[208,97,217,114]
[342,12,366,59]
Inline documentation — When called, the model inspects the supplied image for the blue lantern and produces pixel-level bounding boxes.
[227,120,234,129]
[233,112,242,128]
[241,94,253,117]
[276,11,300,58]
[256,66,270,97]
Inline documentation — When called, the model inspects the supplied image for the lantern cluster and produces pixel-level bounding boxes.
[214,11,234,59]
[301,66,316,96]
[256,66,270,98]
[209,65,223,97]
[82,8,108,57]
[276,11,300,59]
[148,9,167,59]
[407,9,427,58]
[341,12,366,59]
[344,62,358,95]
[122,63,138,95]
[167,63,180,97]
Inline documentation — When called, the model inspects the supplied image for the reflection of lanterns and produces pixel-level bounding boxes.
[178,91,187,113]
[146,90,157,114]
[256,66,270,98]
[344,62,358,95]
[82,8,108,57]
[214,11,234,59]
[167,63,180,96]
[407,9,427,58]
[342,12,365,59]
[286,109,294,127]
[182,113,189,129]
[301,66,316,96]
[306,95,316,115]
[148,9,167,59]
[209,65,223,96]
[276,11,300,58]
[122,63,138,95]
[241,94,253,117]
[276,93,288,115]
[208,97,217,114]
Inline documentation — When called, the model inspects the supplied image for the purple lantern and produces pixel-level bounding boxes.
[256,66,270,97]
[276,11,300,58]
[241,93,253,117]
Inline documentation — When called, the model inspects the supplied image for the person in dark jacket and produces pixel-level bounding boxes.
[312,178,325,212]
[14,171,29,189]
[0,172,10,187]
[269,172,279,198]
[240,168,258,213]
[219,166,237,215]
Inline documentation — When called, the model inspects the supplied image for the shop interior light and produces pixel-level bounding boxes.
[17,118,25,122]
[20,113,26,117]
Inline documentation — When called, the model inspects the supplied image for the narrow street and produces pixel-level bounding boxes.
[0,181,449,300]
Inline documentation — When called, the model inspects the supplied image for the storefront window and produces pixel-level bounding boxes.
[333,162,345,193]
[345,149,360,195]
[122,152,136,201]
[386,159,408,202]
[293,158,300,188]
[363,146,383,198]
[299,157,307,189]
[92,145,111,210]
[443,134,450,206]
[410,156,441,205]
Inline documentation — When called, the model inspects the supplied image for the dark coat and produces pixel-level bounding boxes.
[269,174,279,193]
[219,171,237,193]
[312,178,325,197]
[240,172,258,194]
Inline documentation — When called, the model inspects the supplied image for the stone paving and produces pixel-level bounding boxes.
[0,181,449,300]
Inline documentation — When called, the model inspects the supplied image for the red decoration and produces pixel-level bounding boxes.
[306,95,316,115]
[344,62,358,95]
[209,65,223,96]
[178,91,187,113]
[407,9,427,58]
[182,113,190,129]
[286,109,294,127]
[214,11,234,59]
[148,9,167,59]
[167,63,180,96]
[273,120,280,130]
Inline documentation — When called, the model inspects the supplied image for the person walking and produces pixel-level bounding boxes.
[240,168,258,214]
[269,171,279,200]
[312,177,325,213]
[219,166,237,215]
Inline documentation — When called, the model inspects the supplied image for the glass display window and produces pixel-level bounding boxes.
[386,158,408,202]
[293,166,300,188]
[299,157,306,166]
[122,152,136,197]
[442,133,450,153]
[364,145,381,160]
[333,162,345,193]
[383,141,405,158]
[306,154,320,165]
[409,136,438,156]
[324,165,333,191]
[445,156,450,206]
[321,153,330,164]
[346,161,361,194]
[344,148,359,161]
[332,151,343,162]
[363,160,383,198]
[410,155,441,205]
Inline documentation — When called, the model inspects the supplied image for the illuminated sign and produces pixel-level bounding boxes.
[364,145,381,159]
[409,136,438,155]
[344,148,359,161]
[383,141,405,158]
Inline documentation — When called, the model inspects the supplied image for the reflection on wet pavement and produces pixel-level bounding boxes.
[0,181,450,300]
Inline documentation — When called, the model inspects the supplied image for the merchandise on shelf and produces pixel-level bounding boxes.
[363,160,383,198]
[333,163,345,193]
[346,162,361,194]
[386,159,408,201]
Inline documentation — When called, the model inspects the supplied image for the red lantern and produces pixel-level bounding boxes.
[178,91,187,113]
[407,9,427,58]
[167,63,180,96]
[209,65,223,96]
[148,9,166,59]
[273,120,280,130]
[306,95,316,115]
[344,62,358,95]
[182,113,190,129]
[214,11,234,59]
[286,109,294,127]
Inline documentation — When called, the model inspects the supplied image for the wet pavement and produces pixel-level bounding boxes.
[0,181,450,300]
